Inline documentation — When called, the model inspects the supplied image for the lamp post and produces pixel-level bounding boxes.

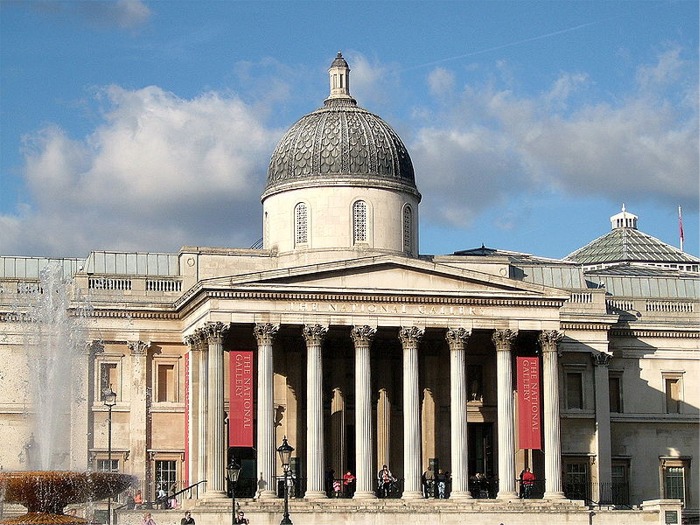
[277,436,294,525]
[103,387,117,525]
[226,458,242,525]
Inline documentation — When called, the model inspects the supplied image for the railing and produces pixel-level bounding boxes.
[563,481,631,508]
[89,277,132,291]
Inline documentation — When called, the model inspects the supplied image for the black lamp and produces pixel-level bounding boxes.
[227,458,242,525]
[103,387,117,525]
[277,436,294,525]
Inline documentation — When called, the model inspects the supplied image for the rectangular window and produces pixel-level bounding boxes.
[155,459,178,497]
[97,458,119,473]
[467,364,483,402]
[566,372,583,410]
[563,460,590,501]
[100,363,118,401]
[664,376,682,414]
[611,461,629,505]
[662,458,689,505]
[609,375,622,413]
[157,364,175,402]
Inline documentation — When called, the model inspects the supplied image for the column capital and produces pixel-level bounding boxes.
[351,325,376,346]
[538,330,563,355]
[203,321,229,343]
[399,326,424,348]
[592,351,612,367]
[303,324,328,346]
[445,327,471,349]
[183,332,202,349]
[127,340,150,356]
[492,329,517,351]
[253,322,279,345]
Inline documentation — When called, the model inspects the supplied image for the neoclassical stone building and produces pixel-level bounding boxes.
[0,53,698,525]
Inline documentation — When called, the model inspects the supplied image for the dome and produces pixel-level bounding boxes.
[262,53,418,200]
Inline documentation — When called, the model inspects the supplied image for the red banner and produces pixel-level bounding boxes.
[517,356,542,450]
[229,351,254,447]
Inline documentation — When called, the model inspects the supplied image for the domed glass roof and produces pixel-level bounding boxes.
[263,53,417,199]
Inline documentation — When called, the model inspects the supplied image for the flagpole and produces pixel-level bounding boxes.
[678,206,684,252]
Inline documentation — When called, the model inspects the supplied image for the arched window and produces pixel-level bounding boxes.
[403,205,412,254]
[295,203,308,245]
[353,200,367,244]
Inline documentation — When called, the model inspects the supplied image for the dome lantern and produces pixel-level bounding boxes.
[326,51,355,103]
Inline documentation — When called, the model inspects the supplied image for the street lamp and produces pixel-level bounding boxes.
[226,458,242,525]
[103,387,117,525]
[277,436,294,525]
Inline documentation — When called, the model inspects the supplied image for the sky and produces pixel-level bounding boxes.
[1,0,698,260]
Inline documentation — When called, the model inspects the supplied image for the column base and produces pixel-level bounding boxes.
[544,491,567,500]
[353,490,378,500]
[303,490,328,500]
[258,489,278,500]
[200,490,228,500]
[449,490,473,500]
[401,490,424,500]
[496,490,518,500]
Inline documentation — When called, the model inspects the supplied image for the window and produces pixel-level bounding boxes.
[467,364,483,402]
[661,458,690,505]
[153,360,179,403]
[353,200,367,243]
[563,459,590,501]
[609,374,622,413]
[402,205,412,254]
[295,203,308,245]
[157,364,175,402]
[97,458,119,473]
[611,460,630,505]
[155,459,178,496]
[100,363,118,400]
[565,372,583,410]
[664,374,683,414]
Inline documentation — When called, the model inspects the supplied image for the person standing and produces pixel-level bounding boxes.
[436,469,447,499]
[522,467,535,499]
[142,513,156,525]
[342,471,356,498]
[180,511,194,525]
[377,465,395,498]
[422,466,435,498]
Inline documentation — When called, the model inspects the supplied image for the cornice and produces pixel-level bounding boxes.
[610,328,700,339]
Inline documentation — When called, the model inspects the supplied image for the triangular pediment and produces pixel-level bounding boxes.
[199,255,568,300]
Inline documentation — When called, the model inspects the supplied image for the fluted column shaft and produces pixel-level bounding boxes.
[493,329,517,499]
[303,324,328,499]
[399,326,424,500]
[184,333,206,491]
[351,325,377,499]
[446,328,472,499]
[203,322,229,496]
[254,323,279,499]
[540,330,565,499]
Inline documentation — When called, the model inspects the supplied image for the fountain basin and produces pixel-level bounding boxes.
[0,471,135,525]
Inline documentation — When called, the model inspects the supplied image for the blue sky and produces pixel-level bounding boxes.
[1,0,698,259]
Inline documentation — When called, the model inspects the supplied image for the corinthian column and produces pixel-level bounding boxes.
[303,324,328,499]
[399,326,424,500]
[592,351,612,504]
[540,330,565,499]
[446,328,472,499]
[202,322,229,497]
[127,340,150,491]
[493,329,517,499]
[254,323,279,499]
[351,325,376,499]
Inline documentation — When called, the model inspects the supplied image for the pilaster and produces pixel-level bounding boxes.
[593,351,613,503]
[127,340,150,489]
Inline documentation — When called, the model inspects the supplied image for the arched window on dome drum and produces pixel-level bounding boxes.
[353,200,367,244]
[295,202,308,246]
[403,205,412,255]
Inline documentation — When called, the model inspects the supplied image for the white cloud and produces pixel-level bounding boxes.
[1,86,279,256]
[412,47,698,230]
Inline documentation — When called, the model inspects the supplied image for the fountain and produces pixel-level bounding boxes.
[0,263,135,525]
